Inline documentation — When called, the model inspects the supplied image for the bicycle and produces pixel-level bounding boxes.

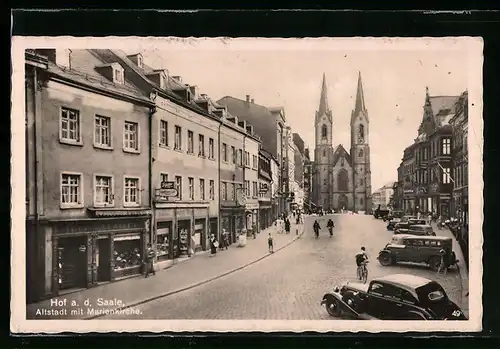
[357,261,369,284]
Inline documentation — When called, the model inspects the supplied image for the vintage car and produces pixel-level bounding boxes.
[387,215,415,231]
[383,210,403,222]
[394,218,427,234]
[405,224,437,236]
[377,234,458,271]
[321,274,467,320]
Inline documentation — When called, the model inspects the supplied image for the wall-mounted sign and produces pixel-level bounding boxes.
[236,191,247,206]
[155,182,178,202]
[259,183,269,193]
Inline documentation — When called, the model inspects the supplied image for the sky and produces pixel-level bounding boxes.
[124,38,469,191]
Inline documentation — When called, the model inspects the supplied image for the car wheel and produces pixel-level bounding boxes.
[325,298,342,317]
[378,252,393,266]
[429,256,441,271]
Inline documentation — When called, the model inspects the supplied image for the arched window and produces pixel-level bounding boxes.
[321,124,328,139]
[337,169,348,191]
[358,124,365,143]
[358,149,364,157]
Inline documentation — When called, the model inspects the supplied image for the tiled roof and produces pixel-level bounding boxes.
[217,96,278,157]
[430,96,460,126]
[332,144,352,167]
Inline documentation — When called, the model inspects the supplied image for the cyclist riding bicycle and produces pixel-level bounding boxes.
[355,247,369,282]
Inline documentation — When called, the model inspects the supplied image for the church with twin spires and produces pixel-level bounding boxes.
[312,73,372,212]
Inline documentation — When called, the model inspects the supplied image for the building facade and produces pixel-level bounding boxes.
[242,121,261,233]
[312,73,372,212]
[303,148,314,211]
[371,182,395,210]
[258,148,273,230]
[270,153,281,220]
[26,49,154,303]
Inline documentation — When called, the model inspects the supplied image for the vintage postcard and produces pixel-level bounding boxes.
[11,36,483,333]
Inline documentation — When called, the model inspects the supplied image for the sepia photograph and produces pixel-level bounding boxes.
[11,36,482,333]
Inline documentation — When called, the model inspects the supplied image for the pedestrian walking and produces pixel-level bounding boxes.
[145,243,156,278]
[284,218,291,234]
[268,232,274,253]
[437,249,447,276]
[313,220,320,239]
[209,233,219,257]
[437,215,443,230]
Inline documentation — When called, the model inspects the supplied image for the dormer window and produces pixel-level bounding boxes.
[137,55,143,68]
[187,90,192,103]
[113,66,124,84]
[159,73,166,89]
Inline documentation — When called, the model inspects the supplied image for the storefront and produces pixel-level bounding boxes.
[41,211,151,298]
[154,203,210,265]
[245,202,259,234]
[259,201,272,230]
[220,202,245,244]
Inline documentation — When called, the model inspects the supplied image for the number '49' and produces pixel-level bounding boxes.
[452,310,462,317]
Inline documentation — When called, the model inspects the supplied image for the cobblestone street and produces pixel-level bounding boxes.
[102,214,467,320]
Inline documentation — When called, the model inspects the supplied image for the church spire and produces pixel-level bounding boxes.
[318,73,329,115]
[354,71,366,114]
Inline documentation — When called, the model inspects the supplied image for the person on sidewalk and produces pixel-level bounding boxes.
[313,220,320,239]
[268,232,274,253]
[327,218,335,237]
[145,243,156,278]
[209,234,218,257]
[284,218,291,234]
[437,215,443,230]
[437,248,447,276]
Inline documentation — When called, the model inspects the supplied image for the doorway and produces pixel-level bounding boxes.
[338,194,348,211]
[97,238,111,282]
[57,236,87,290]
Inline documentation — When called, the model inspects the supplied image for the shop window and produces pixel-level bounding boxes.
[113,236,142,272]
[178,221,191,257]
[156,222,171,261]
[193,219,206,252]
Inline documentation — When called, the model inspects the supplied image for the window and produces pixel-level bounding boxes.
[174,126,182,150]
[337,169,348,191]
[198,134,205,157]
[321,124,328,139]
[187,131,194,154]
[175,176,182,199]
[160,120,168,146]
[94,115,111,148]
[245,180,250,197]
[398,290,417,304]
[360,197,364,205]
[137,55,143,68]
[358,124,365,143]
[253,181,258,197]
[245,151,250,167]
[231,146,236,164]
[442,167,451,184]
[369,283,399,299]
[60,107,81,143]
[209,180,215,200]
[160,173,168,187]
[209,138,215,159]
[188,177,194,200]
[60,172,83,208]
[229,183,235,200]
[442,138,451,155]
[222,182,227,200]
[113,68,124,84]
[124,177,140,206]
[199,178,205,200]
[253,155,258,169]
[323,149,326,157]
[123,121,139,152]
[94,175,113,206]
[358,149,364,157]
[238,149,243,166]
[222,143,228,162]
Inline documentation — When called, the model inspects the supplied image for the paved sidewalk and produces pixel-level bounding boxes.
[431,222,469,316]
[27,221,304,320]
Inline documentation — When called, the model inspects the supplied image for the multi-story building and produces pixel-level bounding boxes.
[397,87,460,217]
[270,153,281,220]
[26,49,155,303]
[371,182,395,210]
[303,148,314,211]
[217,96,288,217]
[292,133,306,211]
[258,148,274,230]
[242,121,261,233]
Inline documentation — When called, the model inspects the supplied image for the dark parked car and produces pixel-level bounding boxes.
[378,235,458,271]
[394,219,427,234]
[321,274,467,320]
[383,210,403,222]
[373,205,390,219]
[387,215,415,231]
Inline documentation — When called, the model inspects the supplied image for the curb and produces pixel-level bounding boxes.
[88,227,305,319]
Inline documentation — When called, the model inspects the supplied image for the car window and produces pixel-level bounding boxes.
[398,289,418,304]
[369,282,400,299]
[415,240,424,246]
[428,290,445,301]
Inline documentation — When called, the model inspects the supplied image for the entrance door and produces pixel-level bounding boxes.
[58,236,87,290]
[338,194,348,211]
[97,238,111,282]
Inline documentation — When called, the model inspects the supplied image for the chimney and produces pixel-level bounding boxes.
[246,95,250,103]
[172,76,182,83]
[251,99,255,104]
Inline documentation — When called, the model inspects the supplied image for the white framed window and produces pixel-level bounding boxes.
[123,176,140,206]
[222,143,228,162]
[245,151,250,167]
[60,172,83,208]
[123,121,139,152]
[198,134,205,157]
[160,120,168,147]
[113,67,124,84]
[60,107,82,144]
[199,178,205,200]
[209,138,215,159]
[187,130,194,154]
[174,126,182,151]
[188,177,194,200]
[209,180,215,200]
[442,167,451,184]
[137,55,143,68]
[442,138,451,155]
[94,115,111,149]
[94,174,114,207]
[175,176,182,199]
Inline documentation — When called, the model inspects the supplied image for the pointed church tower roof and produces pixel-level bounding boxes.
[354,71,366,115]
[318,73,329,115]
